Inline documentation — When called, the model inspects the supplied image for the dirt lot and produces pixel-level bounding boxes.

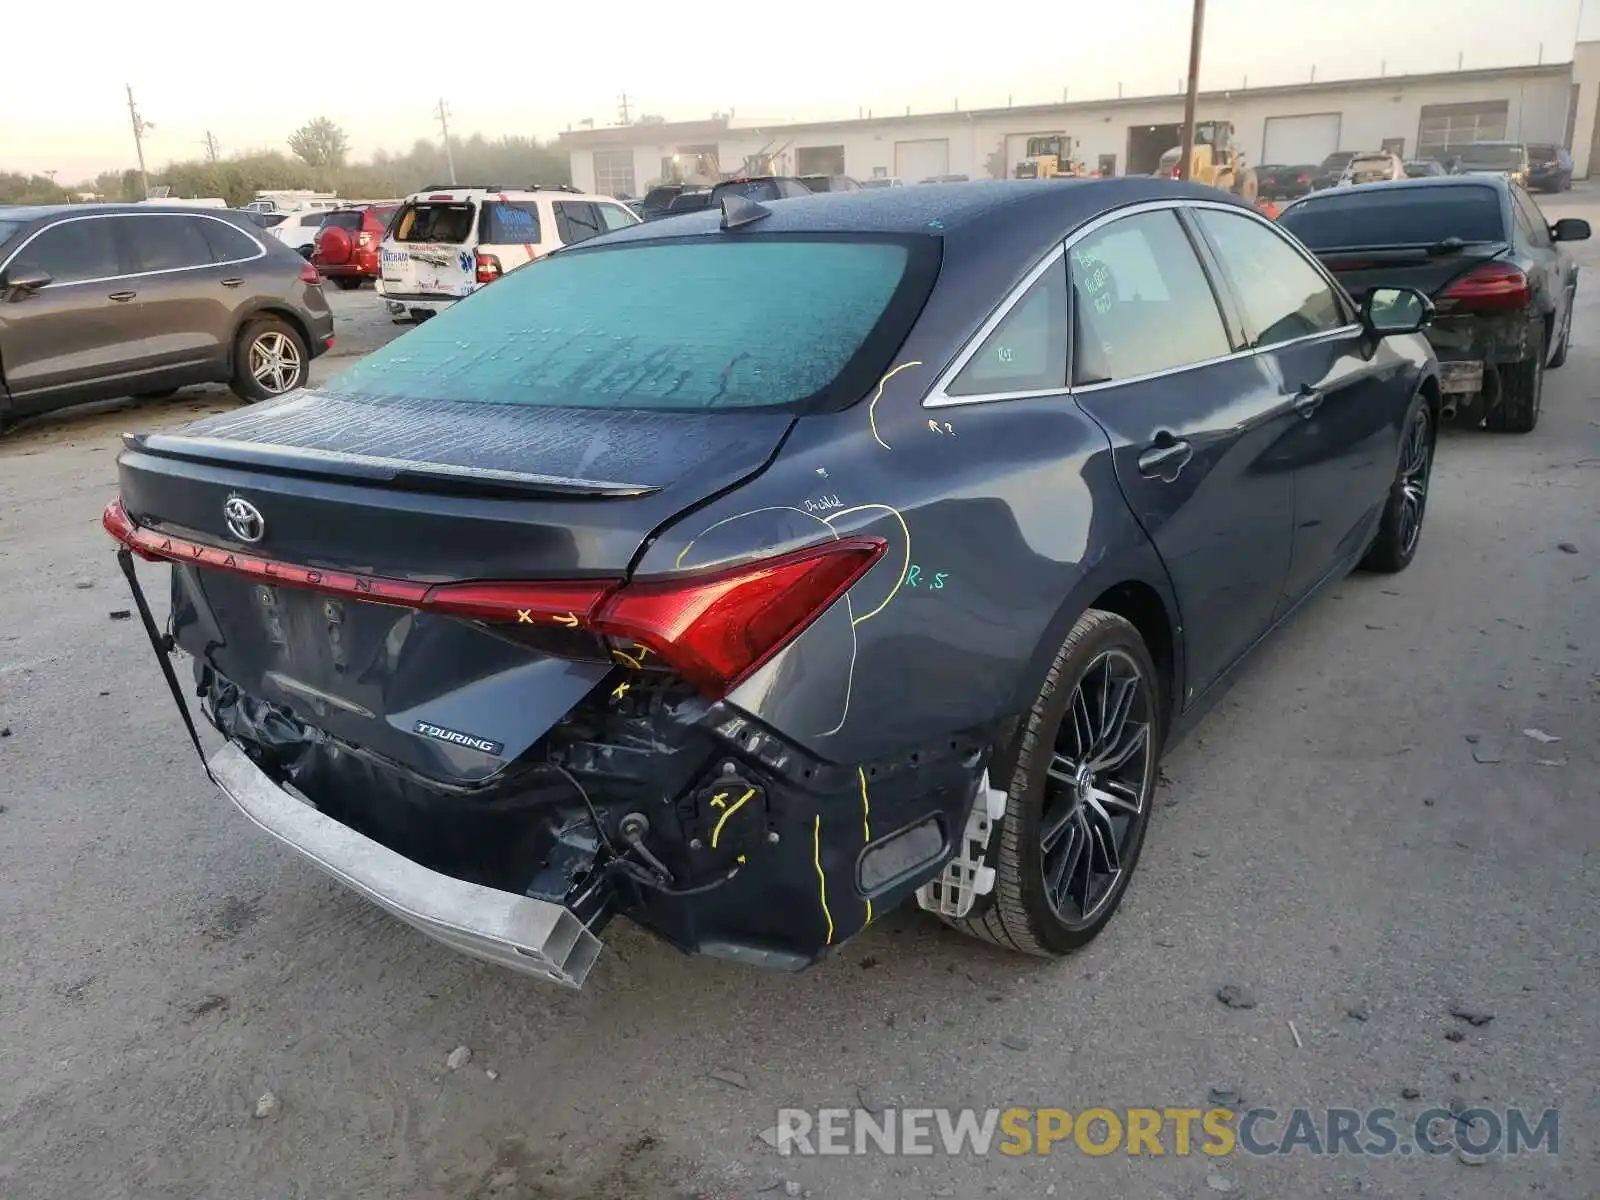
[2,210,1598,1200]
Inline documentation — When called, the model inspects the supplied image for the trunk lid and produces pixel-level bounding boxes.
[119,391,793,783]
[1313,242,1511,305]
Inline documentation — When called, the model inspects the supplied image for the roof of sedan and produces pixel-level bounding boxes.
[1287,177,1507,203]
[595,178,1250,244]
[0,204,257,220]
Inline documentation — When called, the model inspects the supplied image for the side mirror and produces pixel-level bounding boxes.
[3,267,52,301]
[1552,218,1591,243]
[1362,286,1432,337]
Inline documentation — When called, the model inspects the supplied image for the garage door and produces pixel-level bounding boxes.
[895,139,950,181]
[1262,114,1341,166]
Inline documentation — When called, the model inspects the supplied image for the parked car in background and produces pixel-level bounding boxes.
[860,176,905,188]
[1527,144,1574,193]
[376,185,638,323]
[1310,151,1358,190]
[1256,164,1317,201]
[0,205,332,429]
[797,175,863,193]
[919,174,971,183]
[102,179,1439,988]
[312,203,400,290]
[707,176,814,204]
[1279,176,1587,432]
[663,190,714,217]
[241,210,289,230]
[1403,158,1447,178]
[638,183,705,219]
[1338,152,1406,186]
[1449,141,1530,187]
[266,209,330,259]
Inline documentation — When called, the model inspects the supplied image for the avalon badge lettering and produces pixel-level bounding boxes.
[412,721,503,756]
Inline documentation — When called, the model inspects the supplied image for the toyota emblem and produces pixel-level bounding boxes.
[223,496,265,544]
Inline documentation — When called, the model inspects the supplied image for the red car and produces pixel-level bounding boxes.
[312,204,398,290]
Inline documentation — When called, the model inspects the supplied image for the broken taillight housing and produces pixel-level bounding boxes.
[1440,263,1530,312]
[102,500,886,698]
[594,538,886,694]
[476,253,503,284]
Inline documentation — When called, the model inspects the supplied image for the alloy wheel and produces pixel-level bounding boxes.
[1038,649,1155,929]
[249,331,302,396]
[1398,405,1431,557]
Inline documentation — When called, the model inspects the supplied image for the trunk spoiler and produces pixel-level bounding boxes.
[126,432,662,499]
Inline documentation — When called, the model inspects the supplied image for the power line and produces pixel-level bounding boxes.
[435,98,457,184]
[125,84,152,199]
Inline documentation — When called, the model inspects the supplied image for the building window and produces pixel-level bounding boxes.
[593,150,636,199]
[1417,100,1509,160]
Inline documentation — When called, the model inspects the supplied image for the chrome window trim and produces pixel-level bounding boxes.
[0,210,267,289]
[924,197,1361,409]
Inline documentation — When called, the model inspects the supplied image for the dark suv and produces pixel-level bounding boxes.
[0,205,333,429]
[313,203,399,290]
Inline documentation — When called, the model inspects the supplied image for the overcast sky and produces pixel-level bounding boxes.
[3,0,1593,181]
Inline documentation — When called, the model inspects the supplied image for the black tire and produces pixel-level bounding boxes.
[1359,396,1433,574]
[332,277,364,291]
[134,388,179,401]
[229,317,309,404]
[947,610,1163,956]
[1484,324,1544,433]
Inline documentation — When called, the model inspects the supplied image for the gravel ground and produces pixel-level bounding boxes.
[1,204,1597,1200]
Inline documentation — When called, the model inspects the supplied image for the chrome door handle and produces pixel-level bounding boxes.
[220,277,245,288]
[1292,387,1324,418]
[1137,436,1194,482]
[108,290,137,302]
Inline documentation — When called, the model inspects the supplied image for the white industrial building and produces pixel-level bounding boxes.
[563,51,1600,197]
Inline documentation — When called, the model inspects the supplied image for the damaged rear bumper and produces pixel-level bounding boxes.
[208,739,602,988]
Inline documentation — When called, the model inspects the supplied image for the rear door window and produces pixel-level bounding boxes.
[1193,209,1348,347]
[1510,186,1552,248]
[128,215,218,273]
[1069,210,1232,385]
[391,202,476,244]
[947,258,1067,396]
[198,218,262,263]
[9,217,126,284]
[480,201,543,244]
[1278,186,1506,248]
[552,202,603,245]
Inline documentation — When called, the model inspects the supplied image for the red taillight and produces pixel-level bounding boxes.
[102,500,886,698]
[476,253,503,285]
[594,538,886,694]
[1440,263,1530,311]
[1296,173,1310,183]
[299,263,320,285]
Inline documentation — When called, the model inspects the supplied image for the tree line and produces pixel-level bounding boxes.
[1,118,571,208]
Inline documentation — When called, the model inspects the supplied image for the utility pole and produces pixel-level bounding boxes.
[618,93,632,124]
[125,83,151,200]
[1178,0,1205,181]
[435,98,457,184]
[203,131,220,163]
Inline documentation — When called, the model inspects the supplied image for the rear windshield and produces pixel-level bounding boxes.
[1321,152,1357,169]
[323,210,365,231]
[667,192,711,212]
[711,180,782,203]
[1279,185,1505,248]
[1455,144,1522,169]
[327,236,936,412]
[391,202,475,243]
[0,218,26,245]
[480,200,542,244]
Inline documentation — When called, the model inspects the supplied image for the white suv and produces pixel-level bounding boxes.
[377,185,639,321]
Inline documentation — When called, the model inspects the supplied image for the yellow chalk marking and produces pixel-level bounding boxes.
[822,503,912,626]
[709,791,729,808]
[868,360,924,451]
[813,814,835,945]
[611,647,643,669]
[859,767,874,924]
[737,854,747,864]
[611,681,630,701]
[516,609,534,623]
[710,788,754,849]
[554,612,580,628]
